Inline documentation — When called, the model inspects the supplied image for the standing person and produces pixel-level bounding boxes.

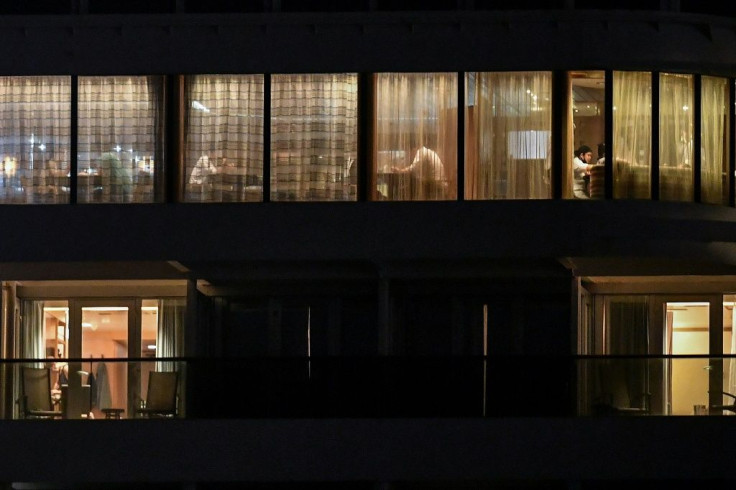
[573,145,594,199]
[101,152,133,203]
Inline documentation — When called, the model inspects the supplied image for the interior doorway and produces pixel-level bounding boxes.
[664,301,710,415]
[66,299,137,419]
[578,288,730,415]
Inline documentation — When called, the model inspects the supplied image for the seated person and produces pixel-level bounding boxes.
[596,143,606,165]
[391,145,447,199]
[51,361,68,404]
[572,145,594,199]
[189,155,217,185]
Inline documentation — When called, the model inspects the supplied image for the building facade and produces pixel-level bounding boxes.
[1,1,736,489]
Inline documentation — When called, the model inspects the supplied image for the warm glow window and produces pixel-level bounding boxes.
[0,76,71,204]
[373,73,457,201]
[701,76,730,205]
[184,74,265,203]
[270,73,358,202]
[77,76,164,204]
[465,71,552,200]
[568,71,605,200]
[659,73,694,202]
[612,71,652,199]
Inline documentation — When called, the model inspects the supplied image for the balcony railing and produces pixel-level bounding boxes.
[1,355,734,419]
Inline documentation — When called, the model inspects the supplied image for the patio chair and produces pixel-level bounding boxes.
[20,367,63,419]
[709,391,736,414]
[136,371,179,418]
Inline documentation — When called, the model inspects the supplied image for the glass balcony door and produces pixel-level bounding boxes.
[580,291,726,416]
[66,299,138,419]
[653,295,722,415]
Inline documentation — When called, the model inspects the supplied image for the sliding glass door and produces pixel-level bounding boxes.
[66,300,137,419]
[580,291,727,415]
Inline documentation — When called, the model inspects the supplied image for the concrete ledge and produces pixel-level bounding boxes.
[0,417,731,482]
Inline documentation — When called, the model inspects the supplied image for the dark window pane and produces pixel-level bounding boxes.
[184,0,265,13]
[281,0,370,12]
[88,0,176,14]
[474,0,565,9]
[375,0,457,11]
[680,0,735,16]
[0,0,71,14]
[575,0,660,10]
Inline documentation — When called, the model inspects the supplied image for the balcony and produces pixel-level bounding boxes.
[2,355,734,419]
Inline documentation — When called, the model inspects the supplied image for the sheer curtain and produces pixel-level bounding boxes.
[20,300,45,365]
[466,71,551,199]
[604,296,650,411]
[270,73,357,201]
[185,75,264,203]
[78,76,163,203]
[730,300,736,397]
[0,76,70,204]
[613,71,652,199]
[659,73,694,202]
[156,298,185,372]
[373,73,457,201]
[701,76,729,205]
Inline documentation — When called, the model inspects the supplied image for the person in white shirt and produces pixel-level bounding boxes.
[392,145,447,199]
[572,145,594,199]
[189,155,217,185]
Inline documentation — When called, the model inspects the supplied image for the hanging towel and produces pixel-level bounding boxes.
[88,372,98,408]
[95,362,112,410]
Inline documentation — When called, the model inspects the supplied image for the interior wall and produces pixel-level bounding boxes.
[670,305,708,415]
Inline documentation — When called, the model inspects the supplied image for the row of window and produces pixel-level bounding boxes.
[0,71,730,206]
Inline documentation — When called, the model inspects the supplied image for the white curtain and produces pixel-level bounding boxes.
[185,75,264,202]
[730,303,736,397]
[20,300,44,366]
[270,73,357,202]
[613,71,652,199]
[156,298,185,372]
[0,76,70,204]
[659,73,694,202]
[374,72,457,201]
[466,71,551,199]
[701,76,729,205]
[78,76,162,203]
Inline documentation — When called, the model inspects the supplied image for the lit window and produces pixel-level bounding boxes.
[78,76,164,203]
[270,73,358,202]
[184,74,264,203]
[373,73,457,201]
